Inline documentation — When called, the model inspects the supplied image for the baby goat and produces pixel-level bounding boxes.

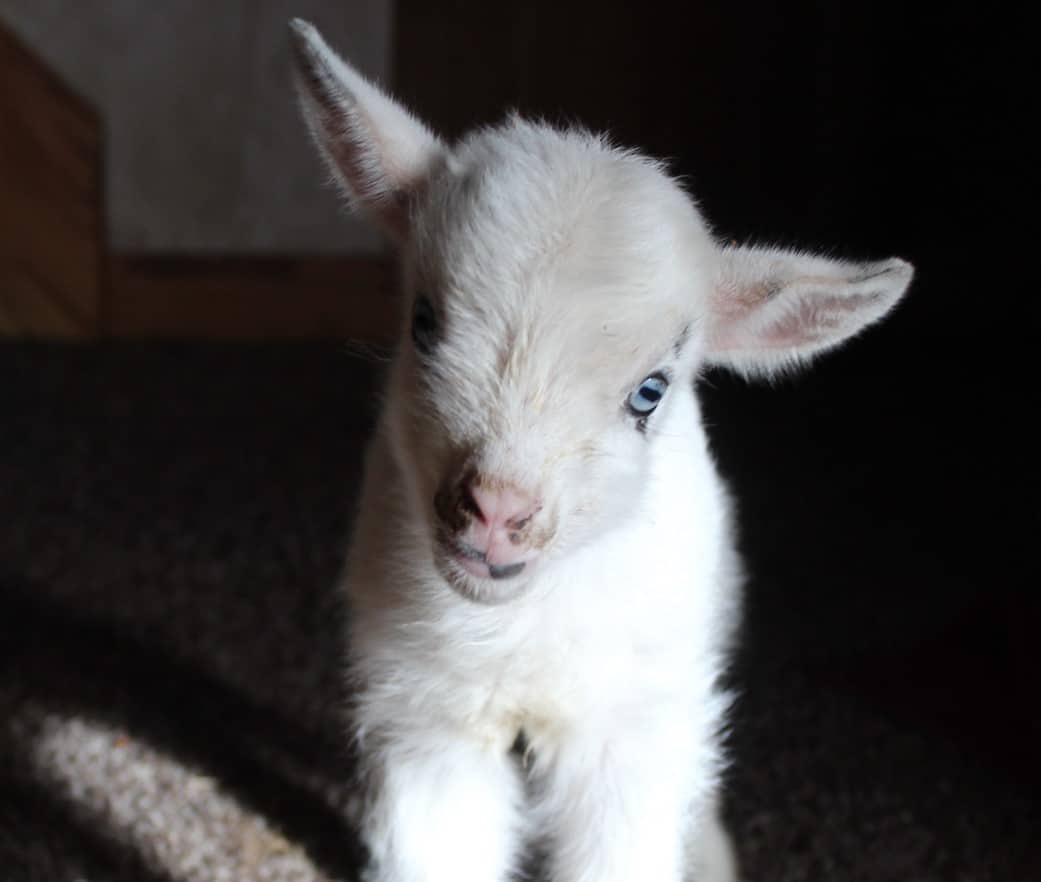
[290,19,912,882]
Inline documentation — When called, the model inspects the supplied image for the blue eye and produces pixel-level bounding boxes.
[628,373,668,417]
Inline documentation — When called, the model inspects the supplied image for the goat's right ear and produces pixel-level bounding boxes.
[705,244,913,377]
[289,19,443,242]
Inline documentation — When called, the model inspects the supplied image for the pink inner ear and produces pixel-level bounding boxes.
[292,22,442,242]
[313,105,417,240]
[713,279,778,318]
[722,289,889,350]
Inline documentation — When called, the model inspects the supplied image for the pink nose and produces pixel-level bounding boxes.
[464,483,538,532]
[448,479,541,580]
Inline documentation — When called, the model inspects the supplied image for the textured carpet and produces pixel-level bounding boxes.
[1,344,1037,881]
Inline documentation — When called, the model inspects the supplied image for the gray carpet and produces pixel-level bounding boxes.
[1,344,1037,881]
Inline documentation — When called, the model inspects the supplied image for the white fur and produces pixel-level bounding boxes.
[289,19,912,882]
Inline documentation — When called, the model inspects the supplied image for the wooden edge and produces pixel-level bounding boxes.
[0,21,99,128]
[0,19,104,339]
[105,256,400,342]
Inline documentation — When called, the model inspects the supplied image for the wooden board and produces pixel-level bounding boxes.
[106,256,398,342]
[0,21,103,337]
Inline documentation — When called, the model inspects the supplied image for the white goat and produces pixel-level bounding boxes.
[289,19,912,882]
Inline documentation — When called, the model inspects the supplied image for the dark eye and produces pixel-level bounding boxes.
[627,373,668,417]
[411,295,438,355]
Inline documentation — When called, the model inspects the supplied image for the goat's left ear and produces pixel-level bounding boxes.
[706,244,913,376]
[289,19,444,242]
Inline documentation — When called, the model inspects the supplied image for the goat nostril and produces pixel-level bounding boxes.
[507,512,533,531]
[458,484,486,523]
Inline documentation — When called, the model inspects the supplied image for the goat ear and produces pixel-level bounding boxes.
[289,19,443,241]
[706,244,913,376]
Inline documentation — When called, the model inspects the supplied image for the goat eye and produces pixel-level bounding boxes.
[411,295,437,355]
[628,373,668,416]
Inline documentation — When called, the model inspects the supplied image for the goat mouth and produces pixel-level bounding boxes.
[453,542,526,580]
[437,537,529,583]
